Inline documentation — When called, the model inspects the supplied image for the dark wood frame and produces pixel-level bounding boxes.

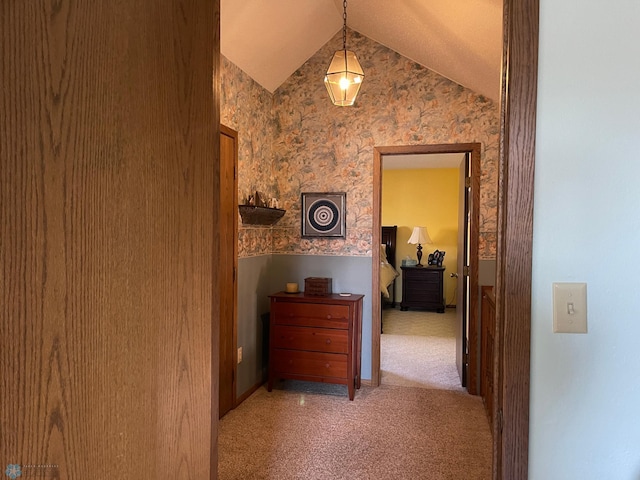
[301,192,347,238]
[493,0,539,477]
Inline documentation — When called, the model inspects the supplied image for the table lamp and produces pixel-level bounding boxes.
[407,226,433,267]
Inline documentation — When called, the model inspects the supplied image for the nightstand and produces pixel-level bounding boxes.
[400,266,445,312]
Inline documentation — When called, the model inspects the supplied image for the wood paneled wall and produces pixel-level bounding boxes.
[495,0,539,477]
[1,1,220,478]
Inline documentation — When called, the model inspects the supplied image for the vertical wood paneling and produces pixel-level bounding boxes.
[211,5,221,478]
[371,149,382,386]
[1,1,219,478]
[495,0,539,478]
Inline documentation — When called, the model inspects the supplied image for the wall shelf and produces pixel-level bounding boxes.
[238,205,285,225]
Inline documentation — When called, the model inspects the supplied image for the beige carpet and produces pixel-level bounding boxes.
[218,307,491,479]
[382,308,464,392]
[218,382,492,479]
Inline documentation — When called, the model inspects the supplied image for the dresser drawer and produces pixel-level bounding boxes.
[272,350,347,378]
[272,325,349,354]
[405,283,439,297]
[403,268,440,283]
[271,302,349,329]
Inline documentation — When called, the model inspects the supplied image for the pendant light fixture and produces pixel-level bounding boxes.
[324,0,364,106]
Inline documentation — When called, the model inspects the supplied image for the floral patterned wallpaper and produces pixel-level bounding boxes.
[222,29,499,260]
[220,56,276,257]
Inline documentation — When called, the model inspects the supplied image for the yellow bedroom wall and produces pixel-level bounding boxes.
[382,167,459,305]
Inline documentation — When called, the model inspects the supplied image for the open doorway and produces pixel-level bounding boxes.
[380,152,466,391]
[372,143,480,393]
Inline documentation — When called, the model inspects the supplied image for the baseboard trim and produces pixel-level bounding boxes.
[238,379,376,402]
[235,381,263,408]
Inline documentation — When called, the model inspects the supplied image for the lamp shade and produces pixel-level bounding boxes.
[324,49,364,106]
[407,226,433,245]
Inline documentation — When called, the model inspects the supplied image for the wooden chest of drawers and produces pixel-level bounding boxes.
[267,292,364,400]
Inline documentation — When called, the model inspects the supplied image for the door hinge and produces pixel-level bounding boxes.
[233,266,237,282]
[463,265,470,276]
[465,176,471,188]
[498,408,504,433]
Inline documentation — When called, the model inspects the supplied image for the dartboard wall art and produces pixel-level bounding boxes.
[301,192,346,238]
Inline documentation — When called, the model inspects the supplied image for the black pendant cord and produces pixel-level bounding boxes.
[342,0,347,50]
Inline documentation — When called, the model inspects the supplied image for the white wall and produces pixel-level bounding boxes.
[531,1,640,478]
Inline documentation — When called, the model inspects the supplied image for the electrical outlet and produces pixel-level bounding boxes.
[237,347,242,364]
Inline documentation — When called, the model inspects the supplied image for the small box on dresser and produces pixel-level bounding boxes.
[304,277,332,296]
[267,292,363,400]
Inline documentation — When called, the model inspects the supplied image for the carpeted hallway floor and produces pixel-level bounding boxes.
[218,307,492,479]
[381,307,464,392]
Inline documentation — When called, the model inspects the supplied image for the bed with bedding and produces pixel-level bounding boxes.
[381,225,399,308]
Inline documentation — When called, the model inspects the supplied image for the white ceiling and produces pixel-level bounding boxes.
[221,0,503,101]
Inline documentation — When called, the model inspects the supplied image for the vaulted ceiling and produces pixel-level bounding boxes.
[221,0,503,101]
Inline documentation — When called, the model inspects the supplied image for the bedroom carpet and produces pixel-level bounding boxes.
[218,307,492,479]
[381,307,464,392]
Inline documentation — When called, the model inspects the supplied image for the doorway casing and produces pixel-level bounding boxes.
[219,124,238,418]
[372,143,481,394]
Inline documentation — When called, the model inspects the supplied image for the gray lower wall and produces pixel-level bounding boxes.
[271,254,373,379]
[237,255,273,397]
[236,254,373,398]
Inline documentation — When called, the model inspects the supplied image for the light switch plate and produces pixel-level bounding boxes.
[553,282,587,333]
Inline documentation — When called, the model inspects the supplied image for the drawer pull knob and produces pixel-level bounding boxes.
[326,339,331,344]
[325,363,330,368]
[326,315,332,319]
